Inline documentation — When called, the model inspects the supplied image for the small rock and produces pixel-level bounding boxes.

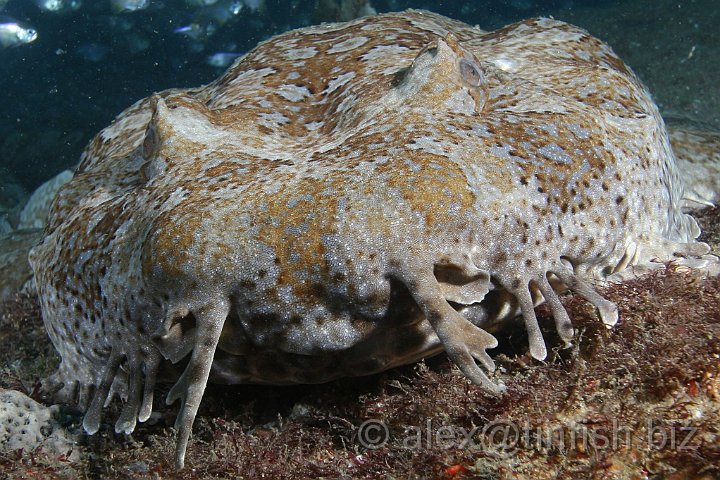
[0,389,81,460]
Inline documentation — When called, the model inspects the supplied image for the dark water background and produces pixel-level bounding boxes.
[0,0,714,194]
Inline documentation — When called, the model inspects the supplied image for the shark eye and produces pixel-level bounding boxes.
[459,58,483,88]
[142,123,159,160]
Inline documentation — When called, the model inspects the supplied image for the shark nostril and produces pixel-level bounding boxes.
[459,58,484,88]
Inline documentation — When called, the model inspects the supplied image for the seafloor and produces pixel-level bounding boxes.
[1,0,720,478]
[1,213,718,479]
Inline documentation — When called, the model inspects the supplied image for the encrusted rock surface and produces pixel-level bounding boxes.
[0,389,79,460]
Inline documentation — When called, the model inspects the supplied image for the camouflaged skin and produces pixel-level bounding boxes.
[29,10,713,468]
[668,124,720,208]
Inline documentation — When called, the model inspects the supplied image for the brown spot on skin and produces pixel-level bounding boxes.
[622,208,630,223]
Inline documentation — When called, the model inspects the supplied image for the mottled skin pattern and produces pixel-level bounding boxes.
[29,10,713,469]
[668,125,720,207]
